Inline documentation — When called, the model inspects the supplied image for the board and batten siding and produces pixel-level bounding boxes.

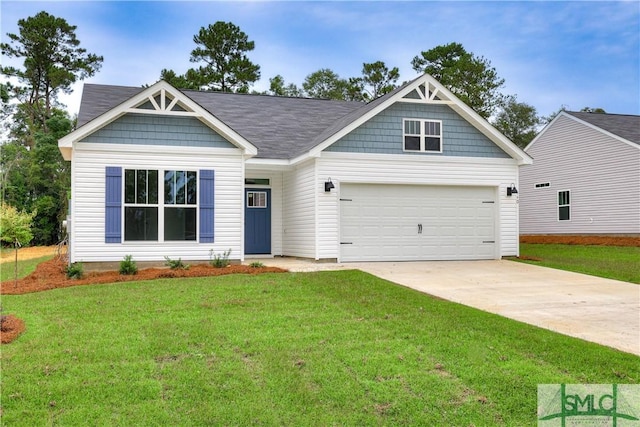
[69,143,244,263]
[520,115,640,234]
[316,152,521,259]
[245,169,284,256]
[282,160,316,258]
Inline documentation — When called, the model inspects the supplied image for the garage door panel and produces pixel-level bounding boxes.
[340,184,496,262]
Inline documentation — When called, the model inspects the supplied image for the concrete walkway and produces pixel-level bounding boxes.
[245,258,640,356]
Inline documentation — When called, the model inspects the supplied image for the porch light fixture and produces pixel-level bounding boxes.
[507,183,518,196]
[324,178,335,192]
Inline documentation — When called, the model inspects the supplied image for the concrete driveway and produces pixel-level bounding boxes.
[248,258,640,356]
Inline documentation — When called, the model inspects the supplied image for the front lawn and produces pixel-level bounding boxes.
[517,243,640,284]
[2,271,638,425]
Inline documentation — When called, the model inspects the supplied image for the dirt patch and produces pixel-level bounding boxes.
[520,235,640,247]
[1,258,287,296]
[1,315,26,344]
[0,245,58,263]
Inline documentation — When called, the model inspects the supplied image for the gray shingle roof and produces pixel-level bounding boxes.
[77,83,365,159]
[566,111,640,146]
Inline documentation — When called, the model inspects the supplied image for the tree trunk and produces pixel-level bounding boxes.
[14,243,18,288]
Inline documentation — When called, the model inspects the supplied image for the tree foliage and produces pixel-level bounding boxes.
[302,69,350,100]
[163,21,261,92]
[1,11,103,141]
[360,61,399,100]
[2,110,72,246]
[268,75,302,97]
[412,42,505,119]
[580,107,606,113]
[492,97,540,149]
[0,203,35,286]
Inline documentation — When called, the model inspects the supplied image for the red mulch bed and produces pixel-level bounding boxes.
[1,315,25,344]
[1,258,287,296]
[520,235,640,247]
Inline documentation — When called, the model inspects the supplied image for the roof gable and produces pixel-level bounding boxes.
[307,74,532,165]
[565,111,640,146]
[59,81,258,160]
[526,111,640,152]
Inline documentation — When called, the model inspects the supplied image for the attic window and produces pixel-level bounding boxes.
[403,119,442,153]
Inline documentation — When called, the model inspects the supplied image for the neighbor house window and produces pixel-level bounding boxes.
[558,190,570,221]
[164,170,197,240]
[403,119,442,152]
[124,169,159,241]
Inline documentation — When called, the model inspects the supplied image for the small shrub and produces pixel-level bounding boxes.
[65,262,84,279]
[164,256,189,270]
[119,255,138,275]
[249,261,264,268]
[209,249,231,268]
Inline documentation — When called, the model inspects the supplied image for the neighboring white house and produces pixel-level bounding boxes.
[58,74,532,266]
[520,111,640,235]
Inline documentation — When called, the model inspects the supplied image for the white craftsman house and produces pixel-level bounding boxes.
[58,73,532,266]
[520,111,640,235]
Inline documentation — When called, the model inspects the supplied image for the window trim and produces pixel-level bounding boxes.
[123,169,159,242]
[246,191,268,208]
[558,189,570,221]
[402,118,443,153]
[122,168,200,242]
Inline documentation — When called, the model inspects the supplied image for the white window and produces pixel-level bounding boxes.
[124,169,159,241]
[123,169,198,241]
[164,170,197,241]
[247,191,267,208]
[403,119,442,152]
[558,190,570,221]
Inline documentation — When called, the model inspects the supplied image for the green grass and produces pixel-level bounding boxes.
[2,271,638,425]
[0,255,54,282]
[517,243,640,284]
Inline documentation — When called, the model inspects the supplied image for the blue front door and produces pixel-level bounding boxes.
[245,188,271,254]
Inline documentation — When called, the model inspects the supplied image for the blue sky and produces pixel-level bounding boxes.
[2,1,639,118]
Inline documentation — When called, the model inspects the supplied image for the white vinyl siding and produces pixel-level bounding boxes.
[282,160,316,258]
[521,114,640,234]
[316,152,521,260]
[69,143,244,263]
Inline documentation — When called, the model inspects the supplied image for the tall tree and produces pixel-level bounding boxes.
[361,61,399,100]
[188,21,260,92]
[268,75,302,97]
[492,96,541,149]
[412,42,505,119]
[1,11,103,142]
[159,69,202,91]
[302,69,348,100]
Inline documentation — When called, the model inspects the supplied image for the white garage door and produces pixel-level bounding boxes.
[340,184,497,262]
